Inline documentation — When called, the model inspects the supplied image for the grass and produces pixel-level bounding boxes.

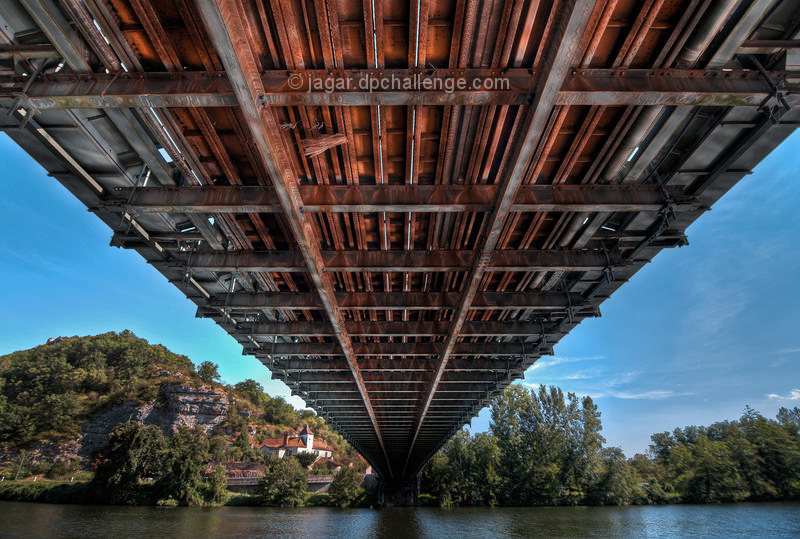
[0,480,92,504]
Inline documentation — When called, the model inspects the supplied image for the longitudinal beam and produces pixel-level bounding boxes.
[405,0,595,476]
[100,184,695,214]
[196,0,392,477]
[4,68,794,108]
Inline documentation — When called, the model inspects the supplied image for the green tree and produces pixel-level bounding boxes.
[262,395,300,425]
[589,447,635,505]
[207,464,228,504]
[684,435,747,503]
[295,452,317,468]
[490,385,591,504]
[776,406,800,437]
[209,434,228,462]
[196,361,220,384]
[235,429,251,451]
[234,379,264,406]
[92,422,166,504]
[740,408,800,498]
[328,467,363,507]
[260,456,308,506]
[420,452,455,506]
[157,426,211,506]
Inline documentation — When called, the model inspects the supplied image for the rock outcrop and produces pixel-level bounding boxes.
[77,383,229,460]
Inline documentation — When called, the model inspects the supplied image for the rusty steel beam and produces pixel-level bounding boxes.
[290,382,497,393]
[405,0,596,474]
[247,341,536,357]
[278,371,507,384]
[161,249,620,273]
[0,44,59,59]
[195,0,392,477]
[270,357,527,371]
[200,290,586,311]
[100,183,695,214]
[237,319,558,337]
[556,68,799,106]
[5,68,796,108]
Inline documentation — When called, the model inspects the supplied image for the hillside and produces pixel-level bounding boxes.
[0,331,357,472]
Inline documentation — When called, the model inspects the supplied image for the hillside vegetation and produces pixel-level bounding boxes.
[0,331,195,445]
[0,331,355,470]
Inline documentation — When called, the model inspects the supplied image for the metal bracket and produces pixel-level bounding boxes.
[744,54,791,120]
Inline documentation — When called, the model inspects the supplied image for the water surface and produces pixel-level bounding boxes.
[1,500,798,538]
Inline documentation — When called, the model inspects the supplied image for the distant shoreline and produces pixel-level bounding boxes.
[2,480,797,509]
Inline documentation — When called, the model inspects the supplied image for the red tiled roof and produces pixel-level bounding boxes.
[312,439,333,451]
[284,438,305,448]
[260,437,285,448]
[259,433,333,452]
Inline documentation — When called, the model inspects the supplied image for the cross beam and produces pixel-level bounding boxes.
[274,371,514,384]
[246,341,543,357]
[231,319,559,337]
[100,184,696,214]
[205,290,585,311]
[3,68,795,108]
[156,249,621,273]
[269,357,531,371]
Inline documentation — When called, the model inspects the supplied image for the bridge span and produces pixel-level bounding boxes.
[1,0,798,500]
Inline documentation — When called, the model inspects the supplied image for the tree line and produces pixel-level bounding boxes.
[420,385,800,506]
[87,421,366,507]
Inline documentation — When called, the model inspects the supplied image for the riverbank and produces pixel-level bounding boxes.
[0,480,373,508]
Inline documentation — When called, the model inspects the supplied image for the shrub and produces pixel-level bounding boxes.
[328,467,362,507]
[260,457,307,506]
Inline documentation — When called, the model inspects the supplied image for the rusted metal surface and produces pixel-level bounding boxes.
[1,0,798,481]
[6,68,797,108]
[97,183,699,213]
[155,248,620,273]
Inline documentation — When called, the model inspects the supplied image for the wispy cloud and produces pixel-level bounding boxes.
[776,347,800,355]
[562,372,594,380]
[606,389,689,400]
[767,388,800,401]
[522,382,543,390]
[528,355,604,371]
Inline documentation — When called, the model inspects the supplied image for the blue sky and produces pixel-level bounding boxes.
[1,130,798,456]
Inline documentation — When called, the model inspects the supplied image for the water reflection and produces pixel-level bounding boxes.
[1,501,799,538]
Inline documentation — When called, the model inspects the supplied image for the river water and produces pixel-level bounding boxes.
[1,500,798,537]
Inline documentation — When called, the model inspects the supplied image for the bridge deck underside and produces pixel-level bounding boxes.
[1,0,798,480]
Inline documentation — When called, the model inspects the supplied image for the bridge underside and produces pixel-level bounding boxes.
[1,0,798,481]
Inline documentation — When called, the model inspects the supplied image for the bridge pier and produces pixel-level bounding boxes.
[377,476,419,506]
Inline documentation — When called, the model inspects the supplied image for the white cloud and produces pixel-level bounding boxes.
[522,382,543,389]
[767,388,800,401]
[607,389,688,400]
[563,372,594,380]
[528,355,603,371]
[776,347,800,355]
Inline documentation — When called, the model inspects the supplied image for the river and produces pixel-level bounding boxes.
[1,501,798,537]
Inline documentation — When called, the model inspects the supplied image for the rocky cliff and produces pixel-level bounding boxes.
[6,382,230,466]
[78,383,229,460]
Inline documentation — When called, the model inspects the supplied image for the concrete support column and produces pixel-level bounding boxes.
[378,476,419,506]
